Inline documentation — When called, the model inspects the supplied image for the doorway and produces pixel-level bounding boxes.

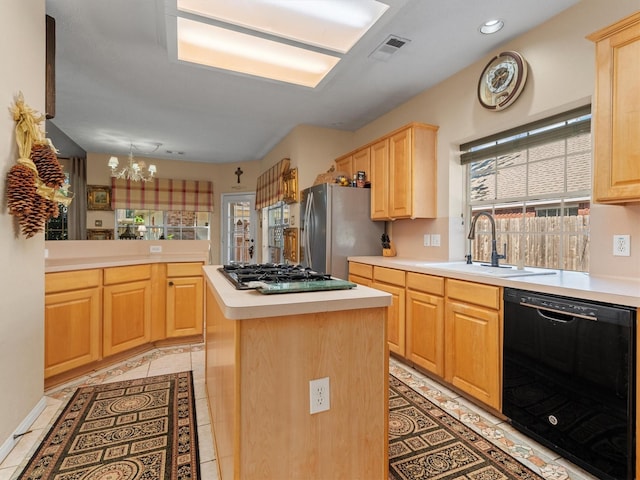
[221,193,257,265]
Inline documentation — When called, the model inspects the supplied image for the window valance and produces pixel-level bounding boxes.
[255,158,290,210]
[111,178,214,211]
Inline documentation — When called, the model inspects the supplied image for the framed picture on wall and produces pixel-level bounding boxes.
[87,185,111,210]
[87,229,114,240]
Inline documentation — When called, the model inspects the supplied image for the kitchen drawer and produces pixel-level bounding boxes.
[446,279,500,310]
[167,262,203,277]
[45,269,101,294]
[373,266,405,286]
[349,262,373,280]
[406,272,444,296]
[349,274,372,287]
[104,264,152,285]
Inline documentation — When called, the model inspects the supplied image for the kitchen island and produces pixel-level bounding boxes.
[203,266,391,480]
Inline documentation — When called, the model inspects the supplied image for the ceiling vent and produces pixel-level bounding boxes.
[369,35,410,61]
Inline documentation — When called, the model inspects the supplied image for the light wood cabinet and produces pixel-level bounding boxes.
[588,12,640,203]
[370,139,390,219]
[348,261,373,286]
[103,264,152,357]
[335,153,352,177]
[370,123,438,220]
[444,279,501,410]
[353,148,371,180]
[44,269,101,379]
[372,266,406,356]
[166,262,204,338]
[350,262,502,411]
[406,272,445,376]
[45,261,206,384]
[334,147,371,182]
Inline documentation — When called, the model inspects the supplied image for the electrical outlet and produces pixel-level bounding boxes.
[423,234,430,247]
[430,234,441,247]
[613,235,630,257]
[309,377,330,414]
[150,245,162,253]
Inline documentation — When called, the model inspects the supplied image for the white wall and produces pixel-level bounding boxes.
[0,0,46,449]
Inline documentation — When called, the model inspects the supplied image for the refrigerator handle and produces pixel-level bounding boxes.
[304,191,314,268]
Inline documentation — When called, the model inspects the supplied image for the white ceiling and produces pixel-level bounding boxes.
[45,0,579,164]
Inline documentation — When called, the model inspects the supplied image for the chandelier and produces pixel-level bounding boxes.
[108,144,159,182]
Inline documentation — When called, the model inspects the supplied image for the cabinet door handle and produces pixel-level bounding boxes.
[168,281,174,286]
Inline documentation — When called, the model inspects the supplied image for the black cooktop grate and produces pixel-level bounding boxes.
[219,263,332,290]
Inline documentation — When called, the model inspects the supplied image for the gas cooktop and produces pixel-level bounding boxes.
[218,263,356,294]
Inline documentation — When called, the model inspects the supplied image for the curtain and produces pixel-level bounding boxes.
[67,156,86,240]
[255,158,290,210]
[111,178,214,211]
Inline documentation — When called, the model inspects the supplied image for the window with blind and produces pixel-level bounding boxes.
[461,106,591,272]
[111,178,213,240]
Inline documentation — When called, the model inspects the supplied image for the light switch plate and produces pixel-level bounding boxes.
[423,234,430,247]
[150,245,162,254]
[430,234,441,247]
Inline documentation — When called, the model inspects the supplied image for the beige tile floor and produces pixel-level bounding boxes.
[0,344,601,480]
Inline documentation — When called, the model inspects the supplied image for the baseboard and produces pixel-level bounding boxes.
[0,396,47,464]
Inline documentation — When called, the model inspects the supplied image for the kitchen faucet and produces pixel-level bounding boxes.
[467,212,505,267]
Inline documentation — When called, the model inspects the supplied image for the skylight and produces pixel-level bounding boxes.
[169,0,389,87]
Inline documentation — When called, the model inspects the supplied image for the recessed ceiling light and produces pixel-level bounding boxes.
[479,19,504,35]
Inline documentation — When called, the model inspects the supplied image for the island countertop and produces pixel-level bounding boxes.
[203,265,392,320]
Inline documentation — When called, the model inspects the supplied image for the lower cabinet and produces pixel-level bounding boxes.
[348,261,373,287]
[350,262,503,410]
[372,266,406,356]
[103,265,152,357]
[445,279,502,411]
[44,269,101,379]
[44,262,204,382]
[406,272,445,377]
[166,262,204,338]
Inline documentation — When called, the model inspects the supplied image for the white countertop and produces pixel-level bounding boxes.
[203,265,392,320]
[45,253,209,272]
[349,256,640,307]
[44,240,211,273]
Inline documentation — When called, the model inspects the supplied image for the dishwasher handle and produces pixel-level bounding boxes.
[519,301,595,322]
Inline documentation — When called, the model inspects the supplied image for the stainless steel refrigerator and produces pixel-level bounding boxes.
[300,183,384,280]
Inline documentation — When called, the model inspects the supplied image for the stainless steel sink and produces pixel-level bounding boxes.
[423,262,557,278]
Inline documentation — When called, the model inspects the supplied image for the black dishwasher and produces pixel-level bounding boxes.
[503,288,636,480]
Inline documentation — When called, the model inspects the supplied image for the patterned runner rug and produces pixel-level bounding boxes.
[389,374,543,480]
[17,371,199,480]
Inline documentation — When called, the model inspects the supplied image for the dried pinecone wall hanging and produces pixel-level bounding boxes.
[6,93,73,238]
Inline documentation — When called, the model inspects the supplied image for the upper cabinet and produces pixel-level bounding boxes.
[373,123,438,220]
[588,12,640,204]
[335,146,372,183]
[336,122,438,220]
